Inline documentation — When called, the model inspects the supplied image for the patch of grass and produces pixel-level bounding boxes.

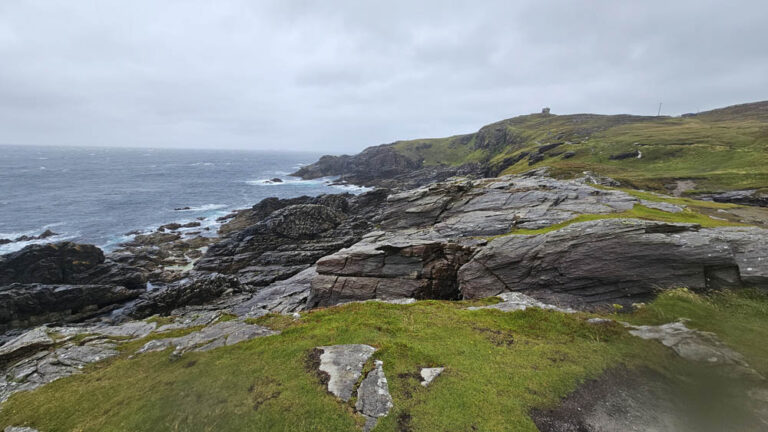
[2,290,767,431]
[0,302,662,431]
[488,204,745,239]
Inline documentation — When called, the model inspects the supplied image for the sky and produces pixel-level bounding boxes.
[1,1,767,152]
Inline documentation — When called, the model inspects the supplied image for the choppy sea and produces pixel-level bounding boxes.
[0,145,364,254]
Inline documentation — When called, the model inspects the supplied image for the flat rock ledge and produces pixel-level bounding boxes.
[5,427,40,432]
[1,327,119,402]
[137,321,277,358]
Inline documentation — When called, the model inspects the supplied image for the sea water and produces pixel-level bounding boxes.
[0,145,363,254]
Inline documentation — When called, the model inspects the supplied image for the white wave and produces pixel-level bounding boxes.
[331,183,373,193]
[175,204,228,212]
[190,162,215,166]
[0,229,76,255]
[245,177,325,186]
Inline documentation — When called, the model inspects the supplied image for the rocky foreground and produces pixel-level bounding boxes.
[1,169,768,430]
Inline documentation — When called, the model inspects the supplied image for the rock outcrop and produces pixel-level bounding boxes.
[0,283,143,331]
[307,174,768,309]
[308,232,476,307]
[0,242,146,290]
[125,272,242,318]
[195,191,388,288]
[458,219,768,307]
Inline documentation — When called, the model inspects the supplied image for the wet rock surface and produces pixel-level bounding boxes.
[624,321,760,377]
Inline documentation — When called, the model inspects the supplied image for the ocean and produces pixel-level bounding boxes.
[0,145,364,255]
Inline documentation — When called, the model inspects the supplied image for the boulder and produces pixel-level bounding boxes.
[0,242,146,290]
[458,219,768,307]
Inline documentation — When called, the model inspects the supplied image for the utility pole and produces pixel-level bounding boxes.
[657,102,663,116]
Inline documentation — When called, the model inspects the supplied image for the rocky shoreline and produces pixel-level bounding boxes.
[2,168,767,332]
[1,167,768,428]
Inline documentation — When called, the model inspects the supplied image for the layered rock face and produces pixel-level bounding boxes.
[306,174,768,309]
[308,233,476,307]
[0,243,148,330]
[459,219,768,307]
[0,242,145,290]
[0,283,141,331]
[195,191,388,288]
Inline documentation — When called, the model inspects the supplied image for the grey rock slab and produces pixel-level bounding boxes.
[316,344,376,402]
[420,367,444,387]
[136,321,277,357]
[356,360,394,432]
[467,292,575,313]
[459,219,768,307]
[5,427,40,432]
[92,321,157,339]
[1,341,118,402]
[0,327,53,364]
[232,266,317,318]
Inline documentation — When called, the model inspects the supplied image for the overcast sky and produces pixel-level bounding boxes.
[1,1,767,152]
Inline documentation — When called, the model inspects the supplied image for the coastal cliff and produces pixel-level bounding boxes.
[2,103,768,431]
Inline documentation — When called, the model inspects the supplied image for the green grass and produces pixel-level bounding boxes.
[2,290,767,431]
[487,204,745,239]
[384,102,768,194]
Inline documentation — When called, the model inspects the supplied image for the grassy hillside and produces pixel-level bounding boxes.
[388,101,768,194]
[2,290,768,431]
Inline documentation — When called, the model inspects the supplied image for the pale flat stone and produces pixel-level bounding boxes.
[467,292,575,313]
[316,344,376,401]
[420,367,445,387]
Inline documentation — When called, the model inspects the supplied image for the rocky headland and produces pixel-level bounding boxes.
[2,105,768,430]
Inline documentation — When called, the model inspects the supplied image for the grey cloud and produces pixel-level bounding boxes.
[0,0,766,151]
